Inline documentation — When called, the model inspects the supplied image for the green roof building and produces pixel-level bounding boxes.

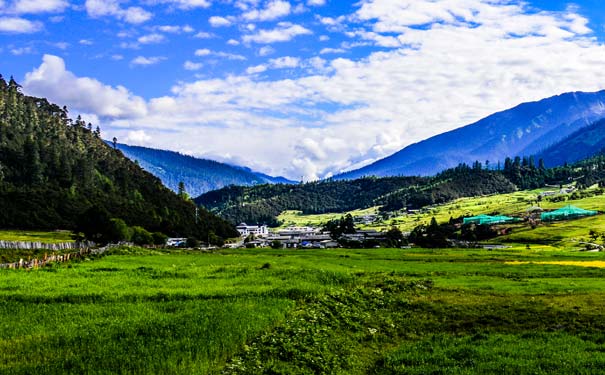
[463,214,518,225]
[541,205,598,222]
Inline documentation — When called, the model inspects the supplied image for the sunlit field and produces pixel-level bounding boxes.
[3,246,605,374]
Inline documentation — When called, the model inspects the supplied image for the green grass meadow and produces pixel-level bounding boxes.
[0,229,74,243]
[2,247,605,374]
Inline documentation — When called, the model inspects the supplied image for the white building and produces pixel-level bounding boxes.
[236,223,269,237]
[166,238,187,247]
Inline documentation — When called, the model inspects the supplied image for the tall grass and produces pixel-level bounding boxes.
[2,247,605,373]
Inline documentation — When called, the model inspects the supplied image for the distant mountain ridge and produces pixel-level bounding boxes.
[336,91,605,179]
[112,143,294,197]
[535,118,605,167]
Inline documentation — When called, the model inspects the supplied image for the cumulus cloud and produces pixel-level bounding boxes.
[246,57,300,75]
[137,33,166,44]
[125,130,152,144]
[156,24,194,33]
[183,60,203,70]
[242,0,291,22]
[10,0,69,14]
[209,15,232,27]
[147,0,211,9]
[85,0,152,24]
[243,22,312,43]
[0,16,41,33]
[131,56,165,66]
[195,48,246,60]
[23,54,147,119]
[194,31,214,38]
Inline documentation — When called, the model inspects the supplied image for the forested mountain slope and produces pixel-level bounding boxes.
[0,76,237,240]
[535,118,605,168]
[114,143,293,197]
[198,154,605,226]
[195,176,426,225]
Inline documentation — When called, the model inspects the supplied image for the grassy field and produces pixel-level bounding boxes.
[3,246,605,373]
[277,207,379,228]
[0,230,74,243]
[275,189,549,232]
[274,188,605,248]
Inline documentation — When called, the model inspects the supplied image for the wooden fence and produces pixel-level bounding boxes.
[0,240,94,250]
[0,243,114,270]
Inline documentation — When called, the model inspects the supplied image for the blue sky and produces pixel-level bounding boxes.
[1,0,605,180]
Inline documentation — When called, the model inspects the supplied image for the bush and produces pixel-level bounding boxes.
[186,237,200,248]
[131,226,154,245]
[152,232,168,246]
[107,218,132,243]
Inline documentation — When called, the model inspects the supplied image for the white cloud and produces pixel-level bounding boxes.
[243,22,312,43]
[148,0,211,9]
[137,33,166,44]
[194,48,211,56]
[52,41,69,49]
[0,16,41,33]
[227,38,239,46]
[209,15,232,27]
[307,0,325,5]
[269,56,300,68]
[125,130,152,144]
[12,0,68,14]
[319,47,345,54]
[246,56,300,74]
[195,48,246,60]
[24,54,147,119]
[243,0,291,22]
[79,39,93,45]
[246,64,267,74]
[257,45,274,56]
[194,31,214,38]
[131,56,165,66]
[11,46,33,55]
[156,24,194,33]
[85,0,152,24]
[183,60,203,71]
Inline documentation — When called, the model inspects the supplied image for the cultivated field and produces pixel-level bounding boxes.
[2,246,605,374]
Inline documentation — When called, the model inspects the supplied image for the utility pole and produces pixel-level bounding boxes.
[195,206,199,224]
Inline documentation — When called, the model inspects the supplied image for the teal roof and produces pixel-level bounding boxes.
[463,215,517,225]
[541,205,598,221]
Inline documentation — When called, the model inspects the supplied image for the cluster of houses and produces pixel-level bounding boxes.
[235,223,389,249]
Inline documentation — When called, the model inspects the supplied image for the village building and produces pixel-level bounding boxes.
[166,238,187,247]
[236,223,269,237]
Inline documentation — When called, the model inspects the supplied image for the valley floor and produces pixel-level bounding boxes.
[2,247,605,374]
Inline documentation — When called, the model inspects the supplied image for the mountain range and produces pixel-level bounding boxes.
[336,91,605,179]
[113,143,294,197]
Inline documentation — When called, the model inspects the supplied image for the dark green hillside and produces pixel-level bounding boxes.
[197,154,605,226]
[0,76,237,240]
[379,167,518,212]
[196,176,425,225]
[195,170,519,225]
